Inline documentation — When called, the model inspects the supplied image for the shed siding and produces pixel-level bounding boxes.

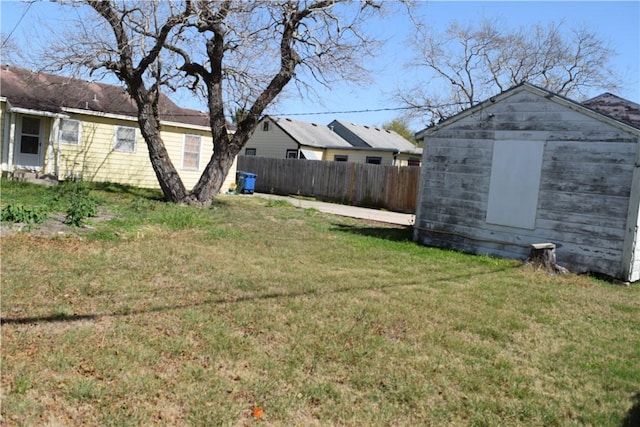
[414,88,640,280]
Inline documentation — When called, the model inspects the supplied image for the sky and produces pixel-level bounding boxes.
[1,0,639,131]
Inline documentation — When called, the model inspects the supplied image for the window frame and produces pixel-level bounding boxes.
[262,121,270,131]
[334,154,348,162]
[59,119,82,145]
[114,125,137,153]
[366,156,382,165]
[286,149,298,159]
[19,117,41,154]
[245,148,256,156]
[182,134,202,170]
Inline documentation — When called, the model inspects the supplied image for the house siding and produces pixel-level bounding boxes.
[414,87,640,281]
[55,114,236,191]
[0,101,6,169]
[324,148,395,165]
[243,119,298,158]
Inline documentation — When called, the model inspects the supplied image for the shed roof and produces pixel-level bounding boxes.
[328,120,422,155]
[0,64,212,128]
[415,82,640,139]
[268,116,353,149]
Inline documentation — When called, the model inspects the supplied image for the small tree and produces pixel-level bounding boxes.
[382,118,416,143]
[43,0,385,206]
[397,18,620,125]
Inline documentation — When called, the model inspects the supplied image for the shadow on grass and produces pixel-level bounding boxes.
[623,392,640,427]
[331,222,413,242]
[0,265,515,326]
[89,182,164,201]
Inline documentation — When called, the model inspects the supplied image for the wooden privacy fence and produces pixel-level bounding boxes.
[237,156,420,213]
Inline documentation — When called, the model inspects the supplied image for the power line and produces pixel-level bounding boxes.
[270,106,417,116]
[1,1,34,49]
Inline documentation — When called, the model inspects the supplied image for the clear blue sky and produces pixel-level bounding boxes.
[1,1,638,130]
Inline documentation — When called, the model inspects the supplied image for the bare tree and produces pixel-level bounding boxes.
[45,0,384,205]
[397,18,620,125]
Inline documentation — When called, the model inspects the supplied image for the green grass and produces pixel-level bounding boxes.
[1,179,639,426]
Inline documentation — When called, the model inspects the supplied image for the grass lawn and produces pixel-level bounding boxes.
[1,179,639,426]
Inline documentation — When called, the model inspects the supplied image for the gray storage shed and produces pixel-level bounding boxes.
[413,83,640,282]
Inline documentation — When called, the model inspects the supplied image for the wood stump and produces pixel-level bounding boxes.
[526,243,568,274]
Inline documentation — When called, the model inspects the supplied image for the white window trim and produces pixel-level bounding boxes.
[59,119,82,145]
[114,125,137,153]
[182,134,202,170]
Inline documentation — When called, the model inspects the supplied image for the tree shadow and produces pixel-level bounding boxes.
[331,222,413,242]
[623,392,640,427]
[88,181,164,201]
[0,265,514,326]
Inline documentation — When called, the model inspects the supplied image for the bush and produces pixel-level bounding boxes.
[64,191,98,227]
[1,204,49,224]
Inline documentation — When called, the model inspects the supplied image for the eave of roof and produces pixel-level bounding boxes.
[414,82,640,139]
[0,65,213,129]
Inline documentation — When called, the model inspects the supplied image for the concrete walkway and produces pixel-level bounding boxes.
[254,193,415,226]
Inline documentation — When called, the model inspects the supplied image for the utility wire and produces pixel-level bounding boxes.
[1,1,33,49]
[270,106,418,116]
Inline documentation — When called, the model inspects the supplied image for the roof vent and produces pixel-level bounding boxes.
[93,93,98,101]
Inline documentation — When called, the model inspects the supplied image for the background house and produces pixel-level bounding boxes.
[413,83,640,282]
[328,120,422,166]
[244,115,422,165]
[242,115,353,160]
[0,65,236,192]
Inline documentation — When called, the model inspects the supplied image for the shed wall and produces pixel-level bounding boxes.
[414,89,640,281]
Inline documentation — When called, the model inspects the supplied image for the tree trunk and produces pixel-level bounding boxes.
[526,243,569,275]
[135,102,189,203]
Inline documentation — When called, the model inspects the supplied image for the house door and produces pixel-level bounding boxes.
[16,116,43,170]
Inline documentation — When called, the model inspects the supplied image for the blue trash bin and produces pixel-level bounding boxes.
[236,171,257,194]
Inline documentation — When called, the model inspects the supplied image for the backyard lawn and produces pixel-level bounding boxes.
[1,179,639,426]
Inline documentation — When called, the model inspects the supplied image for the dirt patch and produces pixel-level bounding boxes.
[0,210,112,239]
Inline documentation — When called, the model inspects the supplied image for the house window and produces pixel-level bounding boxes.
[262,121,270,131]
[182,134,201,169]
[286,149,298,159]
[334,155,348,162]
[245,148,256,156]
[20,117,40,154]
[366,156,382,165]
[408,158,421,167]
[60,119,81,145]
[114,126,136,153]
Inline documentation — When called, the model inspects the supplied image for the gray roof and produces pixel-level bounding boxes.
[328,120,422,155]
[270,116,353,148]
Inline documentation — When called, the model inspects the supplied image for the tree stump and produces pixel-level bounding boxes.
[526,243,568,274]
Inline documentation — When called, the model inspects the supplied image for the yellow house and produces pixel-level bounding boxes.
[244,116,422,166]
[0,65,236,192]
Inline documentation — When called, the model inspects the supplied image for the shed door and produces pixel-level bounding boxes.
[16,117,43,170]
